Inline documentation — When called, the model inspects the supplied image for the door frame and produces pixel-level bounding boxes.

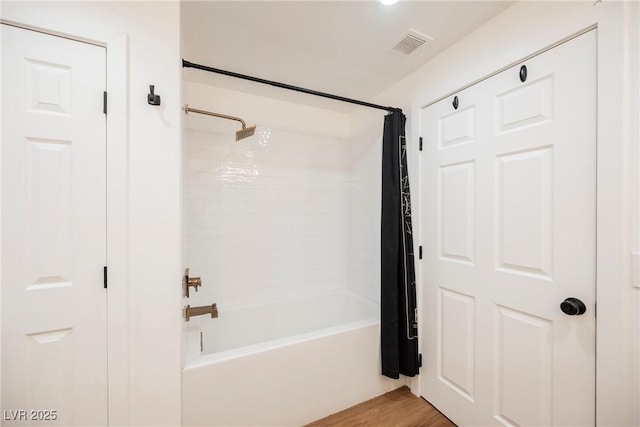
[0,20,131,425]
[410,2,637,424]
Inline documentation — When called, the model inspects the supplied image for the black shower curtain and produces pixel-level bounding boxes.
[381,111,419,379]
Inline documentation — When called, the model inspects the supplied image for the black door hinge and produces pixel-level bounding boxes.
[418,353,422,368]
[103,91,107,115]
[103,266,108,289]
[419,137,423,151]
[419,245,423,259]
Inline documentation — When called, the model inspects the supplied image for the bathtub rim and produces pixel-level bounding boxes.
[184,290,380,370]
[185,318,379,370]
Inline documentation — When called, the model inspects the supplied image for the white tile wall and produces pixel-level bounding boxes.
[183,83,387,311]
[348,128,383,304]
[184,125,351,309]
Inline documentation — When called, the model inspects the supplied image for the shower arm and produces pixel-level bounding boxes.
[183,104,248,129]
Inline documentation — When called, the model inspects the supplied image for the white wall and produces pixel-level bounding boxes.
[183,82,352,310]
[631,2,640,423]
[348,1,638,423]
[1,2,182,425]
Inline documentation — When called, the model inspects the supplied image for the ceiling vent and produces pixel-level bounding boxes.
[391,29,432,55]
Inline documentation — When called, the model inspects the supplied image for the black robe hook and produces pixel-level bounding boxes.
[148,85,161,106]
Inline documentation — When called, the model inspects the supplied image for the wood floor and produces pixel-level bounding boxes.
[306,386,456,427]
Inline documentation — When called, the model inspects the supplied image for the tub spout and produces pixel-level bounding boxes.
[185,303,218,321]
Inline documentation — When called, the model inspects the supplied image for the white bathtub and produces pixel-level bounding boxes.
[182,291,402,426]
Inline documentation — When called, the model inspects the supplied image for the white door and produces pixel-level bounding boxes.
[1,25,107,426]
[420,30,596,426]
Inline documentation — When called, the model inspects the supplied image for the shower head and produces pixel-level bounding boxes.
[236,125,256,141]
[184,104,256,142]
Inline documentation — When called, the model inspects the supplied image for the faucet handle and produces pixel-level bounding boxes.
[188,276,202,289]
[184,268,203,298]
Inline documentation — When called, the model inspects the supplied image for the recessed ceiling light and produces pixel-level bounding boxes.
[380,0,399,5]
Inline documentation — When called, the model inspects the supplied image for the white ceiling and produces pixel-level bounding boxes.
[181,1,514,112]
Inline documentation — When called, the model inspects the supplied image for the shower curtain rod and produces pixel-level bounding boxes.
[182,59,403,114]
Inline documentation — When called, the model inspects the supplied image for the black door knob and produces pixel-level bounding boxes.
[560,297,586,315]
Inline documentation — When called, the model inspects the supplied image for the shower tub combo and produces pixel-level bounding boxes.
[182,291,401,426]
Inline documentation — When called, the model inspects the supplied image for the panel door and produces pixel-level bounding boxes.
[420,30,596,426]
[1,25,107,426]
